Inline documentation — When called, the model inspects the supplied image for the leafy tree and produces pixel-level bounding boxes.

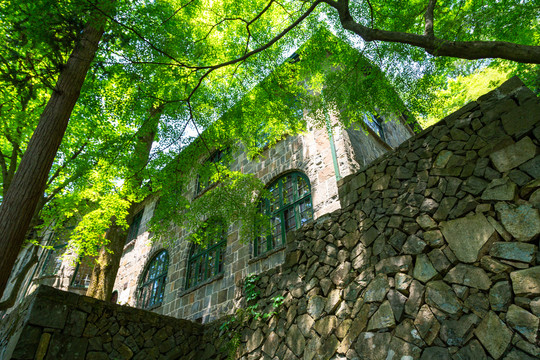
[0,0,538,300]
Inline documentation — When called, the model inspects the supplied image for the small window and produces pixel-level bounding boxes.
[196,149,229,195]
[364,113,385,142]
[40,244,66,276]
[186,220,227,289]
[126,210,143,244]
[71,256,95,289]
[254,172,313,256]
[138,250,169,309]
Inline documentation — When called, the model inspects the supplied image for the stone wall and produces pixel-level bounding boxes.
[197,76,540,359]
[0,286,201,360]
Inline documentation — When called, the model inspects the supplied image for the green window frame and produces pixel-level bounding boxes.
[138,250,168,309]
[71,256,96,289]
[196,149,229,195]
[254,172,313,257]
[126,210,143,244]
[40,244,66,276]
[364,113,386,142]
[185,220,226,289]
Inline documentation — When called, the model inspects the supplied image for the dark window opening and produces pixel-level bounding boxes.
[364,113,386,142]
[71,256,96,289]
[126,210,143,244]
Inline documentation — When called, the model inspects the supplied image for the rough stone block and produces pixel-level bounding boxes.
[440,214,495,263]
[490,136,536,173]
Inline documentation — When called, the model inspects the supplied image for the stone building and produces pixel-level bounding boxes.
[2,76,539,360]
[1,31,414,324]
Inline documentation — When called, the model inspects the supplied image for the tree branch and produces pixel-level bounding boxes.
[424,0,436,37]
[324,0,540,64]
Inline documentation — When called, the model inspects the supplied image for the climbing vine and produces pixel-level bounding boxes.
[219,274,284,359]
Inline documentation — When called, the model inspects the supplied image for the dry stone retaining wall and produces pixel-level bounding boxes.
[0,286,201,360]
[199,77,540,360]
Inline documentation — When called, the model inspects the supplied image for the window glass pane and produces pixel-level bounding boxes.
[185,221,226,289]
[282,176,294,206]
[255,172,313,257]
[126,210,143,244]
[41,245,66,276]
[299,198,314,225]
[297,176,309,198]
[71,256,95,288]
[138,250,168,309]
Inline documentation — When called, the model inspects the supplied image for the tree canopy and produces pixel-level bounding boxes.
[0,0,538,299]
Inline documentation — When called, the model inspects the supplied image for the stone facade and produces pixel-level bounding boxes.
[113,108,412,323]
[2,77,539,360]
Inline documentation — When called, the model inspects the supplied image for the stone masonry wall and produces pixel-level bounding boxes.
[0,286,201,360]
[197,76,540,360]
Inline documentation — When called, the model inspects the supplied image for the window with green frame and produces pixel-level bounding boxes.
[40,244,66,276]
[71,256,96,289]
[138,250,168,309]
[125,210,143,244]
[185,220,227,289]
[196,148,229,195]
[254,172,313,257]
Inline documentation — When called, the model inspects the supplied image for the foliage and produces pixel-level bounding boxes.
[420,67,512,128]
[219,274,284,359]
[1,0,539,291]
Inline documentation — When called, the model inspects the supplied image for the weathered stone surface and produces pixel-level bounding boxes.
[496,202,540,241]
[314,315,338,338]
[481,178,517,201]
[489,281,512,312]
[414,305,440,345]
[388,335,422,359]
[420,347,451,360]
[285,325,305,357]
[491,137,537,173]
[367,301,395,331]
[506,305,539,343]
[501,101,540,136]
[413,254,439,283]
[453,339,487,360]
[481,255,513,274]
[355,332,391,360]
[416,214,437,230]
[296,314,314,337]
[307,295,326,320]
[395,273,413,293]
[444,264,491,290]
[261,332,279,357]
[386,289,406,322]
[423,230,444,247]
[440,214,495,263]
[511,266,540,296]
[405,280,425,316]
[461,176,488,195]
[428,248,451,273]
[440,313,478,347]
[363,274,390,303]
[489,242,537,263]
[375,255,412,274]
[474,311,512,359]
[403,235,427,255]
[425,281,461,315]
[504,349,537,360]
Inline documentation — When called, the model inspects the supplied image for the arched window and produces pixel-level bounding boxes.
[138,250,168,309]
[255,172,313,256]
[186,220,227,289]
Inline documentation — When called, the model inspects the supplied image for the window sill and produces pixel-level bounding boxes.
[179,272,224,297]
[249,243,286,264]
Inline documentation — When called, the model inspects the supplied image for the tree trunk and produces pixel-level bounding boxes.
[85,219,126,301]
[0,4,111,299]
[86,105,161,301]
